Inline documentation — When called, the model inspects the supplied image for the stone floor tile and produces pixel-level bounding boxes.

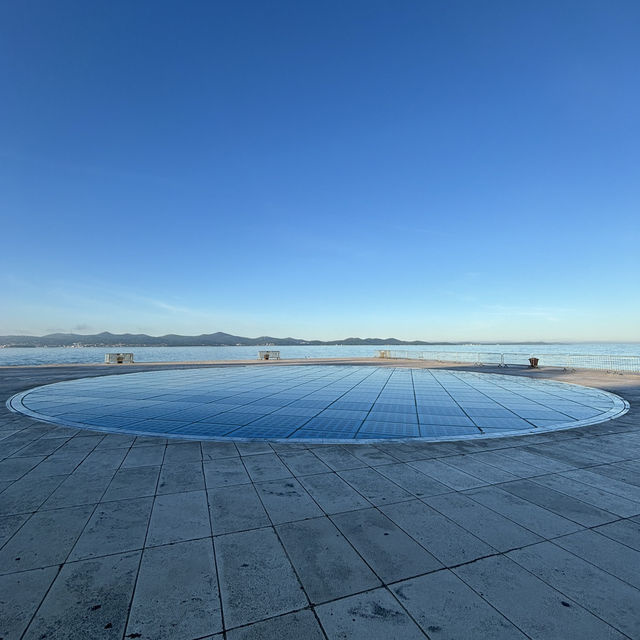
[277,449,331,476]
[498,478,618,527]
[126,538,222,639]
[26,450,86,477]
[594,518,640,551]
[0,473,67,515]
[499,448,576,472]
[22,551,140,640]
[235,441,273,456]
[41,470,115,510]
[298,472,371,514]
[441,455,519,484]
[208,484,270,535]
[203,457,250,489]
[69,496,153,560]
[0,456,46,481]
[74,448,128,474]
[0,504,94,573]
[423,492,542,551]
[0,566,58,639]
[553,529,640,589]
[0,512,30,547]
[310,446,368,471]
[381,499,494,566]
[146,490,211,546]
[346,444,398,466]
[465,450,544,478]
[201,441,239,460]
[11,437,67,457]
[157,460,205,494]
[101,465,160,502]
[277,516,380,604]
[508,541,640,638]
[332,507,442,582]
[254,478,323,525]
[408,459,487,490]
[338,467,413,506]
[121,444,166,468]
[530,473,640,517]
[164,441,202,463]
[215,527,307,628]
[226,609,324,640]
[462,486,583,538]
[375,463,451,498]
[315,587,426,640]
[454,555,624,640]
[392,569,527,639]
[242,453,292,482]
[561,468,640,503]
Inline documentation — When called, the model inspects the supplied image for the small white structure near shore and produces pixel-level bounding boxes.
[105,353,134,364]
[258,351,280,360]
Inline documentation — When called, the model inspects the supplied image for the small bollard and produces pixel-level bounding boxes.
[529,357,539,368]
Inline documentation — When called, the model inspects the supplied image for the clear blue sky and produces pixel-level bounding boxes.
[1,1,639,341]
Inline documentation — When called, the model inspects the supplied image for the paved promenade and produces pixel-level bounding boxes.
[1,360,639,639]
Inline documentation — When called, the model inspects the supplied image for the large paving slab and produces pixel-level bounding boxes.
[0,361,639,638]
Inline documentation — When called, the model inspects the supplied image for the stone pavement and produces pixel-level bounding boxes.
[0,361,639,639]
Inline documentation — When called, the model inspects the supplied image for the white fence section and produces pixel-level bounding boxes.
[377,350,640,373]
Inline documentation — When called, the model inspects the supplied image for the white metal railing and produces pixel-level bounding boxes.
[377,350,640,373]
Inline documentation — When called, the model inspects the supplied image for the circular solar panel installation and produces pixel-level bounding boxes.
[8,365,628,443]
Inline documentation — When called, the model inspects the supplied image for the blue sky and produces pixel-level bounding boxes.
[1,1,639,341]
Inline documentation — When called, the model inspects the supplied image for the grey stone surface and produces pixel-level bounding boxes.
[530,473,640,517]
[242,453,293,482]
[41,470,114,509]
[126,538,223,639]
[146,490,211,546]
[508,542,640,638]
[462,485,582,538]
[203,457,250,488]
[316,587,426,639]
[393,569,527,639]
[298,472,371,513]
[375,462,451,497]
[1,363,638,639]
[69,496,153,560]
[215,527,307,627]
[594,518,640,551]
[226,609,325,640]
[277,516,380,603]
[498,478,618,527]
[208,483,270,535]
[0,567,57,639]
[381,499,494,565]
[23,551,140,640]
[122,444,166,467]
[423,491,542,551]
[101,465,160,501]
[254,478,323,524]
[553,529,640,589]
[408,459,487,490]
[338,467,414,506]
[0,504,94,573]
[331,507,442,582]
[157,460,205,494]
[454,555,625,639]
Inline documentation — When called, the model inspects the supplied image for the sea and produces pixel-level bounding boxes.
[0,343,639,367]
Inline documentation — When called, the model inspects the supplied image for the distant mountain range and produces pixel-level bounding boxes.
[0,331,547,348]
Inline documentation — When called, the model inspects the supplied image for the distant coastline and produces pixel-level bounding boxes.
[0,331,551,349]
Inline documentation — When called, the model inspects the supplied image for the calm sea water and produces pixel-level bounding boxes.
[1,343,639,367]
